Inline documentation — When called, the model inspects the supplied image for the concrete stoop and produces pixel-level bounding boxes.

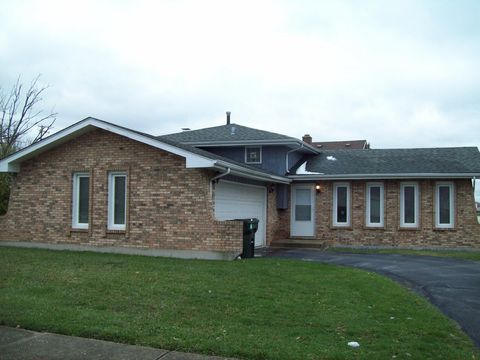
[269,239,327,249]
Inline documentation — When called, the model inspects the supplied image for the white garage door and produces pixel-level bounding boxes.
[214,180,267,247]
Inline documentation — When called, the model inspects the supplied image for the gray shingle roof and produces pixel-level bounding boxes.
[159,123,298,143]
[304,147,480,175]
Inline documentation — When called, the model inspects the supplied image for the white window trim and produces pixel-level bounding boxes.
[400,182,420,228]
[365,182,384,227]
[333,182,351,227]
[72,172,89,229]
[435,182,455,229]
[244,146,262,164]
[108,172,127,231]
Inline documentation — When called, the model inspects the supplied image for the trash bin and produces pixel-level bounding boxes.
[236,218,259,258]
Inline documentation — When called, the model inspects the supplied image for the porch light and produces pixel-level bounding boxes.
[315,184,322,193]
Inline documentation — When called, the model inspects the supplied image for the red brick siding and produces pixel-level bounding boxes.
[266,188,289,245]
[0,129,243,253]
[308,179,480,248]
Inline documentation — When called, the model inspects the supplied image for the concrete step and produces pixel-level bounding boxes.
[270,239,327,249]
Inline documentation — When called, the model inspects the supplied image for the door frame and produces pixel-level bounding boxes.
[290,183,316,237]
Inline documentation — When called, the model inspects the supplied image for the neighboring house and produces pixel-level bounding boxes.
[0,116,480,259]
[302,136,370,150]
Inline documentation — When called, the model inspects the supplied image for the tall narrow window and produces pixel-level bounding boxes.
[72,173,90,229]
[435,182,454,228]
[400,182,419,228]
[108,172,127,230]
[333,182,350,226]
[366,183,384,227]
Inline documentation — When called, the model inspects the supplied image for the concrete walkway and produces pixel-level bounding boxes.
[0,326,235,360]
[268,248,480,347]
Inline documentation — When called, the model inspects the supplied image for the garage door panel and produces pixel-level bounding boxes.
[214,181,266,247]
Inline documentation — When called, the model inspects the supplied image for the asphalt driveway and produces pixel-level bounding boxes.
[267,248,480,347]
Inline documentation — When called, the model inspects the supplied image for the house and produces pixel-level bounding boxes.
[302,136,370,150]
[0,115,479,259]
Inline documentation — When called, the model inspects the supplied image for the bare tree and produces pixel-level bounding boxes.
[0,75,56,214]
[0,75,57,158]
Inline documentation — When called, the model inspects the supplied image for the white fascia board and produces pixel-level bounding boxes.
[185,157,216,168]
[0,118,218,173]
[214,161,291,184]
[288,173,480,180]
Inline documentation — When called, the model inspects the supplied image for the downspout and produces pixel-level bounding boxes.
[210,167,231,196]
[286,144,304,174]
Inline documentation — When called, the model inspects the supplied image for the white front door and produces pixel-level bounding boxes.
[214,180,267,247]
[290,184,315,237]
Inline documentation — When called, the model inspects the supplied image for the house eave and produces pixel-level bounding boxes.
[185,140,320,154]
[288,173,480,181]
[214,161,291,184]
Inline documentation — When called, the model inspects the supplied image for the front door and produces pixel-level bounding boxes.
[290,184,315,237]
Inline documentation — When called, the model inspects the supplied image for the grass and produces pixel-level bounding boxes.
[0,247,478,359]
[326,247,480,261]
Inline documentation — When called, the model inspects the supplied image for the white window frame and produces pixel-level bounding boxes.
[245,146,262,164]
[333,182,351,227]
[365,182,384,227]
[400,182,420,228]
[435,182,455,229]
[72,172,90,229]
[108,172,127,231]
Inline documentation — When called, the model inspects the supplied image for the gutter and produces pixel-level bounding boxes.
[214,160,291,184]
[210,168,231,195]
[288,173,480,180]
[182,140,320,154]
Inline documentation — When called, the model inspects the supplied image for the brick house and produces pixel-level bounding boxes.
[1,116,479,259]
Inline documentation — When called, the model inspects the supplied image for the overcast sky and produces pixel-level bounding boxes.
[1,0,480,196]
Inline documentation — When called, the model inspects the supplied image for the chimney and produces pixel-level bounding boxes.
[226,111,231,125]
[302,134,312,144]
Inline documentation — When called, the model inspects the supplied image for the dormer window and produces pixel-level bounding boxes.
[245,146,262,164]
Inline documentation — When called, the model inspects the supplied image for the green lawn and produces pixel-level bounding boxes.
[0,247,478,359]
[327,247,480,261]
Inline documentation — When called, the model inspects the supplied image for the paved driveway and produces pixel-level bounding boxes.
[267,248,480,347]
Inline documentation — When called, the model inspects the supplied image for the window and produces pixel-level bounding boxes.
[245,147,262,164]
[108,172,127,230]
[72,172,90,229]
[366,183,384,227]
[400,182,420,228]
[435,182,454,228]
[295,188,312,221]
[333,182,350,226]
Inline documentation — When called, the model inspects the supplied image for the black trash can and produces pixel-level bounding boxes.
[236,218,259,258]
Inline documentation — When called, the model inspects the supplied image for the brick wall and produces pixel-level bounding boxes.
[311,179,480,248]
[0,129,243,254]
[265,188,289,245]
